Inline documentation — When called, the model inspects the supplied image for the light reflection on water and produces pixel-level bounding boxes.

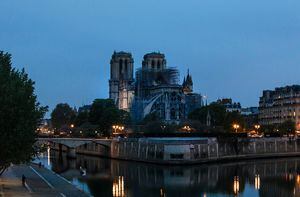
[34,149,300,197]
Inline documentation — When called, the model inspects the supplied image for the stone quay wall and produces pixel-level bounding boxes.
[48,137,300,164]
[110,137,300,164]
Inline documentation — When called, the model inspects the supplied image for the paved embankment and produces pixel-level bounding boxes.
[0,164,88,197]
[0,166,30,197]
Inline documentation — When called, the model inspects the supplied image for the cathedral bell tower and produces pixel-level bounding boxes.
[109,51,134,111]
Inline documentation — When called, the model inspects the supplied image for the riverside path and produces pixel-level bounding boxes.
[1,164,88,197]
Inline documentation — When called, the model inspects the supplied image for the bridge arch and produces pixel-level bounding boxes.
[37,138,111,158]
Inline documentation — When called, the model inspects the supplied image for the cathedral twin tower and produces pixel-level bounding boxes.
[109,51,202,122]
[109,51,168,112]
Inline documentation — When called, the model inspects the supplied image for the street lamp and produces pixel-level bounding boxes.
[183,125,192,132]
[112,125,125,134]
[70,124,74,128]
[254,124,260,133]
[233,124,240,133]
[112,125,118,134]
[161,125,166,132]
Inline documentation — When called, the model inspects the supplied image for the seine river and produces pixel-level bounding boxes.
[35,148,300,197]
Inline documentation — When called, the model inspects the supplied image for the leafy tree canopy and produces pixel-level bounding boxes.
[188,103,245,132]
[223,111,245,132]
[0,51,46,175]
[278,120,296,134]
[261,120,296,134]
[88,99,130,135]
[74,110,89,127]
[51,103,76,130]
[188,103,226,127]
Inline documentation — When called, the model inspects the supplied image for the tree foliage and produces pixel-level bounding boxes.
[278,120,296,134]
[188,103,245,132]
[0,51,46,175]
[261,120,296,135]
[223,111,245,132]
[188,103,226,126]
[74,110,89,127]
[89,99,130,135]
[51,103,76,130]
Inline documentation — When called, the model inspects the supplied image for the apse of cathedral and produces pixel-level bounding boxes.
[109,51,203,123]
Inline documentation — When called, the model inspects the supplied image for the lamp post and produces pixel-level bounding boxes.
[112,125,125,135]
[254,124,260,133]
[161,125,166,132]
[183,125,191,133]
[233,124,240,133]
[112,125,118,134]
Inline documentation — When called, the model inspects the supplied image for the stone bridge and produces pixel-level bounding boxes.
[37,138,112,158]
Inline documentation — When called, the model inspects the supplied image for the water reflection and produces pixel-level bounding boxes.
[35,149,300,197]
[112,176,125,197]
[255,174,260,190]
[233,176,239,195]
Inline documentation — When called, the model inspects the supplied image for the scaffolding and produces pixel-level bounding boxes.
[135,67,180,98]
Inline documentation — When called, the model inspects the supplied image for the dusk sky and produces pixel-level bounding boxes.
[1,0,300,116]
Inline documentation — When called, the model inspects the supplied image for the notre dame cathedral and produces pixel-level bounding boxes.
[109,51,203,123]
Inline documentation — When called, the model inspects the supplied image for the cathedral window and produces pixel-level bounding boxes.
[125,59,128,72]
[119,59,123,76]
[151,60,155,69]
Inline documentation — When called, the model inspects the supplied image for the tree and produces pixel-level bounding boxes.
[74,110,89,127]
[278,120,296,134]
[89,99,129,135]
[223,111,245,132]
[189,103,246,133]
[188,103,226,127]
[143,121,177,134]
[51,103,76,130]
[0,51,47,175]
[119,109,131,125]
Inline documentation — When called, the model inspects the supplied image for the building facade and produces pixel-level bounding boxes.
[216,98,242,112]
[259,85,300,131]
[109,51,203,123]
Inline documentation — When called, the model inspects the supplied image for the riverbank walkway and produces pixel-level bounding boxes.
[0,164,88,197]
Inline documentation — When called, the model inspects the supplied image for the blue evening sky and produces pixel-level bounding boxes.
[1,0,300,116]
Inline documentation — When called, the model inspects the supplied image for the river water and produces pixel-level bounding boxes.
[34,148,300,197]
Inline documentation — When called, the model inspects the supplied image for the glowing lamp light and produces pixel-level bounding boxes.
[233,176,239,195]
